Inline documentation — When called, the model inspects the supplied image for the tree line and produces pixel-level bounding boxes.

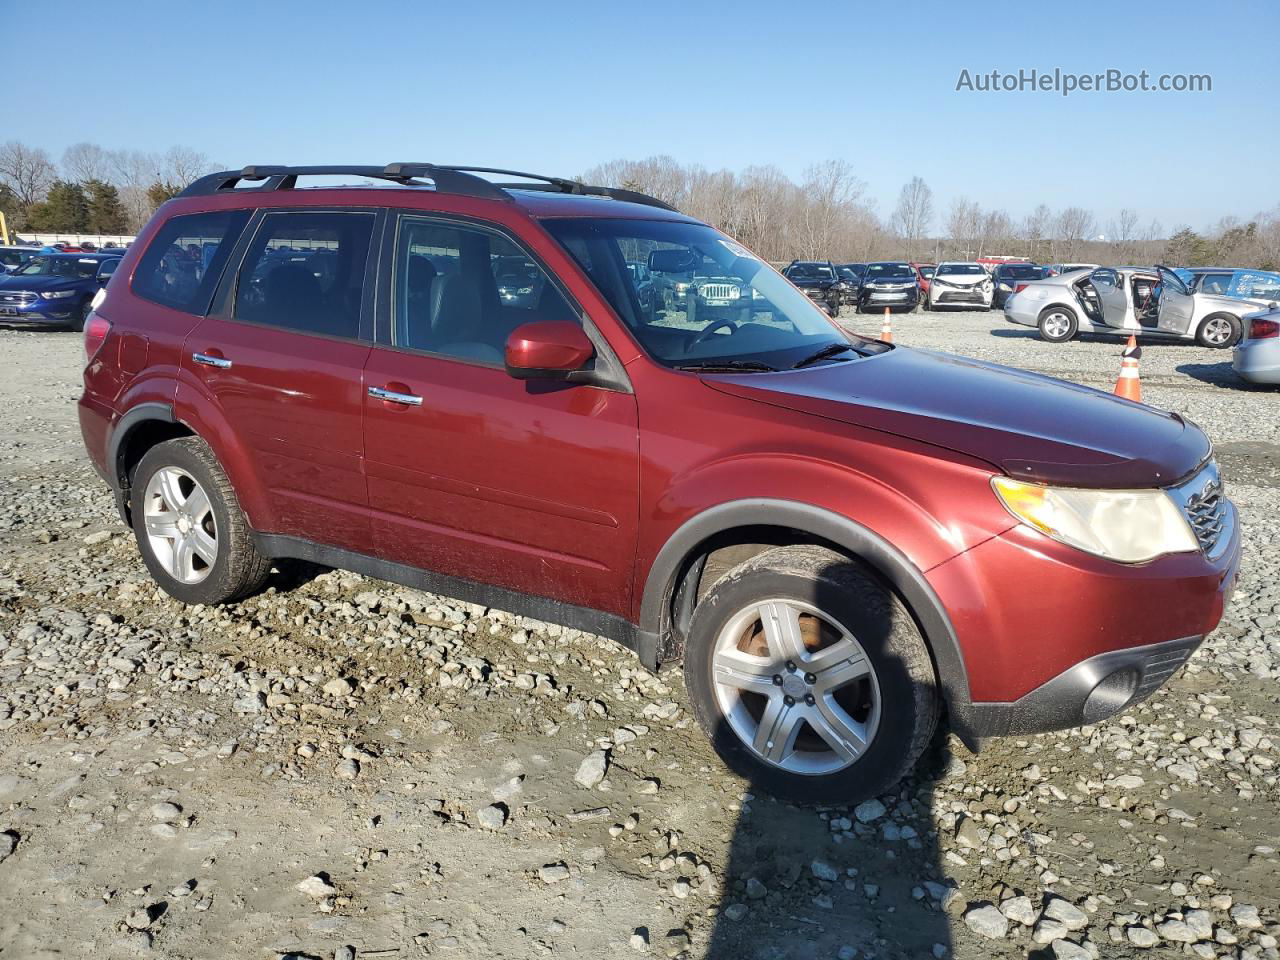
[584,155,1280,270]
[0,141,221,235]
[4,141,1277,270]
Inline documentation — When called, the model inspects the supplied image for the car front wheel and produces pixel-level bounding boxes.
[70,300,92,333]
[130,437,272,605]
[1037,306,1078,343]
[683,545,939,805]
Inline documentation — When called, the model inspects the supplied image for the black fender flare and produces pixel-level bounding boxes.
[638,498,975,737]
[107,402,176,488]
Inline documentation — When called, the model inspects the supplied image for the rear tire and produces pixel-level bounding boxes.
[1037,305,1078,343]
[683,545,939,805]
[1196,313,1241,348]
[130,437,272,605]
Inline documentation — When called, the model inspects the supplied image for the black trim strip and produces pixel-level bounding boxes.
[253,533,659,669]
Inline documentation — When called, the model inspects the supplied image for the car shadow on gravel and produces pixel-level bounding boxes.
[1177,361,1274,390]
[700,557,954,960]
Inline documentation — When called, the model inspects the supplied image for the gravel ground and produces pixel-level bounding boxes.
[0,313,1277,960]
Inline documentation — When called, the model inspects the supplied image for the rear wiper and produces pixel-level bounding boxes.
[792,342,857,369]
[675,359,778,373]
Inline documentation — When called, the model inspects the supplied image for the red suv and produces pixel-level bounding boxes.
[79,164,1240,803]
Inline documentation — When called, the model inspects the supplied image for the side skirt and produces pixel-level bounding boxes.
[252,533,660,671]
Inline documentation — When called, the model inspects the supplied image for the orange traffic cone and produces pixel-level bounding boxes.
[880,308,893,343]
[1114,335,1142,402]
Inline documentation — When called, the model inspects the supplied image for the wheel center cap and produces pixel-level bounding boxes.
[177,517,192,534]
[781,674,808,699]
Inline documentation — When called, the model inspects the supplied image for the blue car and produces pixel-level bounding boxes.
[1174,267,1280,303]
[0,252,122,330]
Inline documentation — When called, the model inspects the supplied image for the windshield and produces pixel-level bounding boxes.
[996,264,1044,280]
[15,256,102,278]
[839,263,867,278]
[1230,270,1280,300]
[864,263,915,280]
[543,218,870,369]
[787,263,834,280]
[937,263,987,276]
[917,265,935,279]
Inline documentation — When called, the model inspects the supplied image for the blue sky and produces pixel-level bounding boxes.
[5,0,1277,233]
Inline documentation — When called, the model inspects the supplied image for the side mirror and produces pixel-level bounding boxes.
[505,321,594,381]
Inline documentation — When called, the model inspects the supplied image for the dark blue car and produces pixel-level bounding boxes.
[0,252,123,330]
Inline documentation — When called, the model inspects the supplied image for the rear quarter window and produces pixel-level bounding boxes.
[132,210,252,314]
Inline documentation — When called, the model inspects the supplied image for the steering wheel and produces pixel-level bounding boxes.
[690,318,739,347]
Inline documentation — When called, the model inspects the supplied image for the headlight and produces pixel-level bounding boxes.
[40,289,77,299]
[992,476,1198,563]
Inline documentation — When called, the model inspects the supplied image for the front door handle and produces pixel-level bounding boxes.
[192,352,232,369]
[368,385,423,406]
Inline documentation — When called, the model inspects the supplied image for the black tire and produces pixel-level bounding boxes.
[1195,313,1241,349]
[1037,305,1078,343]
[69,300,91,333]
[683,545,939,805]
[130,436,272,605]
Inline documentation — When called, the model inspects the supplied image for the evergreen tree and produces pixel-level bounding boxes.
[146,181,182,213]
[84,178,128,233]
[27,180,89,232]
[1164,227,1209,266]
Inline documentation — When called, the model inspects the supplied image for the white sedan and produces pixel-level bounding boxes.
[1003,265,1273,347]
[926,261,993,310]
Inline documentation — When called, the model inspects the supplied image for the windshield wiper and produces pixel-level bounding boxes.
[675,359,778,373]
[792,342,857,369]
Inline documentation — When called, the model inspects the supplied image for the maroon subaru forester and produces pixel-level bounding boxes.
[79,164,1240,803]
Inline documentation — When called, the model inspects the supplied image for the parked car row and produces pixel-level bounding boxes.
[0,251,123,329]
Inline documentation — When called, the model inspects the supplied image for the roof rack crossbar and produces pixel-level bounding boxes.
[176,164,678,212]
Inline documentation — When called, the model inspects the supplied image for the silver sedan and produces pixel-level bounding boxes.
[1233,305,1280,384]
[1004,265,1273,347]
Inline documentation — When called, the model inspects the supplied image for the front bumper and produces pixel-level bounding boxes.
[859,287,919,309]
[932,497,1241,741]
[0,295,80,323]
[931,285,992,307]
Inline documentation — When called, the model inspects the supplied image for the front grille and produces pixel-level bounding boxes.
[699,283,739,300]
[1167,460,1232,557]
[0,291,37,306]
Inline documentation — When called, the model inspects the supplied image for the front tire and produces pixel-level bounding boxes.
[130,437,272,605]
[1196,313,1241,348]
[70,300,91,333]
[1037,305,1078,343]
[683,545,939,805]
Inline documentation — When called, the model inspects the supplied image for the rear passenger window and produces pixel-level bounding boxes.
[233,211,375,340]
[133,210,251,314]
[392,216,579,365]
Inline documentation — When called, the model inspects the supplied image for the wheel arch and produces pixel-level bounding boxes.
[638,499,972,721]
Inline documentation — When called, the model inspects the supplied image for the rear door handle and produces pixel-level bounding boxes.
[192,352,232,369]
[368,385,423,406]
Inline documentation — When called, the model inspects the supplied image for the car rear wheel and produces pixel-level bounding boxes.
[1037,306,1078,343]
[682,545,939,805]
[130,437,272,605]
[1196,313,1241,349]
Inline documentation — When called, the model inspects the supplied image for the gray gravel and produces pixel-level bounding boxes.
[0,317,1277,959]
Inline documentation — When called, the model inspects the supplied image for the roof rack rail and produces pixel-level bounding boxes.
[178,164,509,202]
[176,163,678,212]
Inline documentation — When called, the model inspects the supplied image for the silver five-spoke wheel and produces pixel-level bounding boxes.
[711,599,881,776]
[1201,316,1233,346]
[142,466,217,584]
[1041,310,1072,340]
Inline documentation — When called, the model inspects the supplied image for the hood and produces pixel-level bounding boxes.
[790,275,835,288]
[0,273,83,292]
[933,274,989,287]
[703,347,1209,488]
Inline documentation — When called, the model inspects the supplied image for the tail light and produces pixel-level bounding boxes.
[84,312,112,363]
[1014,283,1029,294]
[1248,317,1280,340]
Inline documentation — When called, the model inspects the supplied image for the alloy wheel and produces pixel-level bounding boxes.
[142,466,218,584]
[1202,316,1233,346]
[711,599,881,776]
[1042,311,1072,339]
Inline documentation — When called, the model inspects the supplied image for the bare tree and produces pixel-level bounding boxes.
[0,141,57,207]
[1056,206,1096,259]
[890,176,933,260]
[61,142,113,184]
[1021,204,1052,260]
[977,209,1012,259]
[1107,208,1140,262]
[946,198,982,259]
